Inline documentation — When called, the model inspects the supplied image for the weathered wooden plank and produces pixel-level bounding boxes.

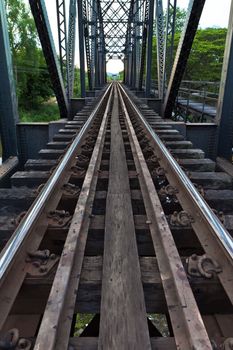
[170,149,205,159]
[189,172,233,189]
[33,88,113,350]
[98,88,151,349]
[11,256,231,315]
[69,337,177,350]
[178,158,215,172]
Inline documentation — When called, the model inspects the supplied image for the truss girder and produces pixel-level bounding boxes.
[56,0,69,93]
[155,0,164,99]
[67,0,77,98]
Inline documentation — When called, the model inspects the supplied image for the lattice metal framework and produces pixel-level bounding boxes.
[1,0,224,159]
[164,0,177,84]
[155,0,164,99]
[67,0,77,98]
[56,0,69,92]
[101,0,132,60]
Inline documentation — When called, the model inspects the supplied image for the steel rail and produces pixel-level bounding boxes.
[34,84,114,350]
[119,84,233,304]
[0,83,112,282]
[119,84,233,261]
[117,83,212,350]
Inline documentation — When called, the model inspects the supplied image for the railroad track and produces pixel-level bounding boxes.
[0,82,233,349]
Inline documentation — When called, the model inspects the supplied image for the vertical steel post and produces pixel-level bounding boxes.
[216,0,233,160]
[145,0,155,97]
[164,0,177,84]
[56,0,69,95]
[0,0,18,160]
[97,0,105,86]
[162,0,205,118]
[90,0,97,88]
[155,0,164,99]
[135,0,141,89]
[67,0,77,98]
[138,17,148,89]
[77,0,86,97]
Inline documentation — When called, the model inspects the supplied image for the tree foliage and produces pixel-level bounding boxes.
[183,28,227,81]
[152,8,227,83]
[5,0,54,110]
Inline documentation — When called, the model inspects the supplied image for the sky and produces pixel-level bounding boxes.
[44,0,232,73]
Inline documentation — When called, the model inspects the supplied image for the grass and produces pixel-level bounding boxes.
[19,99,60,123]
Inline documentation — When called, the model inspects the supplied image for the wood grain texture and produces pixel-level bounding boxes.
[98,86,151,350]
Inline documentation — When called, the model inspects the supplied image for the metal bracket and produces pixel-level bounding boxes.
[70,165,86,177]
[33,183,46,195]
[12,211,27,227]
[63,183,81,197]
[187,254,222,279]
[158,185,178,203]
[147,155,160,167]
[81,144,94,156]
[169,211,194,227]
[76,154,90,168]
[0,328,32,350]
[212,209,225,226]
[222,338,233,350]
[26,249,58,277]
[47,210,72,228]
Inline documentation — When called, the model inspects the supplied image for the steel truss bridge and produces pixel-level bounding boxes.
[0,1,233,349]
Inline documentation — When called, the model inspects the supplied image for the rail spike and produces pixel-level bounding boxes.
[187,254,222,279]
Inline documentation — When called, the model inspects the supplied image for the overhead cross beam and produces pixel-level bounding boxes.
[162,0,206,118]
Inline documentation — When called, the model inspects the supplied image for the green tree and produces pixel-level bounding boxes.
[183,28,227,81]
[5,0,54,112]
[152,7,227,83]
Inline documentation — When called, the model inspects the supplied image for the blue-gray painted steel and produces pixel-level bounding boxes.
[56,0,69,95]
[67,0,77,99]
[29,0,69,118]
[216,0,233,160]
[164,0,177,84]
[77,0,86,97]
[138,0,149,90]
[155,0,164,99]
[145,0,155,97]
[162,0,205,118]
[0,1,18,160]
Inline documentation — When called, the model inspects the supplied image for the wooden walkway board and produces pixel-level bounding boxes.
[98,88,151,349]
